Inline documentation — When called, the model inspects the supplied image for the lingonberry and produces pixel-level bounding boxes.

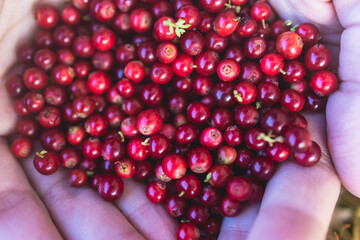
[33,150,60,175]
[146,180,167,203]
[61,4,81,25]
[220,195,241,217]
[198,12,215,33]
[127,137,150,161]
[165,194,187,218]
[137,41,157,65]
[124,61,146,83]
[87,71,111,95]
[236,148,254,168]
[211,108,233,130]
[168,93,187,114]
[248,180,264,203]
[310,70,339,96]
[98,175,124,201]
[244,36,267,60]
[214,9,238,37]
[217,58,240,82]
[205,164,232,188]
[282,60,306,83]
[102,137,125,161]
[224,125,243,146]
[105,105,125,128]
[134,161,152,182]
[202,218,220,236]
[171,54,195,77]
[162,153,187,179]
[200,0,226,13]
[17,118,39,139]
[284,126,312,153]
[294,141,321,167]
[234,105,259,128]
[68,169,87,187]
[176,5,200,30]
[199,127,223,150]
[177,222,200,240]
[91,173,104,190]
[177,174,201,199]
[240,61,263,85]
[151,1,173,19]
[129,8,153,33]
[205,31,229,53]
[237,17,258,37]
[217,145,237,165]
[175,123,198,145]
[260,108,290,135]
[187,147,212,174]
[60,147,81,168]
[233,82,257,105]
[260,53,285,76]
[192,75,212,96]
[199,185,221,207]
[40,128,66,152]
[195,50,220,76]
[90,0,116,22]
[244,128,266,150]
[226,176,252,201]
[304,44,331,72]
[136,109,163,136]
[280,89,305,112]
[34,48,56,71]
[266,142,290,162]
[295,23,320,46]
[11,137,33,159]
[122,97,144,115]
[38,106,61,128]
[211,82,235,107]
[249,156,275,181]
[276,31,304,60]
[115,158,136,178]
[23,67,48,90]
[180,30,205,56]
[121,116,139,138]
[23,92,44,113]
[6,75,26,98]
[187,204,210,226]
[35,5,59,29]
[257,82,281,106]
[82,138,102,160]
[140,83,163,106]
[84,114,108,137]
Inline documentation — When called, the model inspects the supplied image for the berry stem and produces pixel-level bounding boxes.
[163,18,191,38]
[257,131,284,147]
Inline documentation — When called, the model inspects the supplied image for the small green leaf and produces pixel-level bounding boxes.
[169,26,174,34]
[183,24,191,29]
[175,28,181,37]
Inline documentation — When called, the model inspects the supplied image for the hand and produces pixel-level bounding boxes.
[220,0,360,239]
[0,1,177,239]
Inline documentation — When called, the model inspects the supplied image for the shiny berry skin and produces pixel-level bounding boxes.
[92,27,116,51]
[147,134,170,159]
[217,145,237,165]
[102,138,125,161]
[304,44,331,71]
[133,161,152,182]
[137,41,156,65]
[82,138,102,160]
[205,164,232,188]
[17,118,39,139]
[236,148,253,168]
[249,156,275,181]
[6,75,26,98]
[187,147,212,174]
[154,17,177,41]
[304,91,325,112]
[214,9,238,37]
[90,0,116,22]
[276,31,304,60]
[87,71,111,95]
[234,105,259,128]
[176,5,200,30]
[280,89,305,112]
[227,176,252,201]
[140,83,163,106]
[165,194,187,218]
[266,142,291,162]
[244,128,266,150]
[121,117,139,138]
[282,60,306,83]
[251,2,271,21]
[11,137,33,159]
[211,82,235,107]
[186,102,210,125]
[146,180,167,203]
[177,174,201,199]
[199,127,223,150]
[294,141,321,167]
[23,92,44,113]
[98,175,124,201]
[261,53,285,76]
[202,218,220,236]
[260,108,289,135]
[310,70,338,96]
[195,51,220,76]
[220,195,241,217]
[187,204,210,226]
[116,44,136,66]
[23,67,48,90]
[237,17,258,37]
[295,23,320,46]
[68,169,87,187]
[155,161,171,182]
[180,30,204,56]
[38,106,61,128]
[150,62,173,85]
[205,31,228,53]
[217,58,240,82]
[35,5,59,29]
[285,126,312,153]
[67,126,86,146]
[233,82,257,105]
[124,61,145,83]
[162,153,187,179]
[289,113,308,128]
[198,12,215,33]
[116,78,135,98]
[199,186,221,207]
[175,123,197,145]
[257,82,281,106]
[129,8,152,33]
[127,137,149,161]
[244,36,266,59]
[172,54,195,77]
[200,0,226,13]
[177,222,200,240]
[84,114,108,137]
[40,129,66,152]
[61,4,81,25]
[136,109,163,136]
[72,35,95,58]
[60,147,81,168]
[224,125,242,146]
[240,61,263,85]
[151,1,173,19]
[33,151,60,175]
[156,42,178,64]
[34,48,56,70]
[211,108,233,130]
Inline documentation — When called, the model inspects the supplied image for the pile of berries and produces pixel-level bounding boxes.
[8,0,338,239]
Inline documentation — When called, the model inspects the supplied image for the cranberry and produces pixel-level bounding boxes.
[127,137,150,161]
[217,145,237,165]
[187,204,210,226]
[285,126,312,153]
[260,108,289,135]
[162,153,187,179]
[23,67,48,90]
[294,141,321,167]
[233,82,257,105]
[244,128,266,151]
[90,0,116,22]
[35,5,59,29]
[266,142,290,162]
[199,185,221,207]
[87,71,111,94]
[134,161,152,182]
[200,0,226,13]
[187,147,212,174]
[11,137,33,159]
[240,61,263,85]
[217,58,240,82]
[276,31,304,60]
[146,180,167,203]
[257,82,281,106]
[73,35,95,58]
[177,174,201,199]
[180,30,204,56]
[177,222,200,240]
[261,53,285,76]
[115,158,136,178]
[234,105,259,128]
[68,169,87,187]
[310,70,338,96]
[220,195,241,217]
[211,82,235,107]
[295,23,320,46]
[195,51,220,76]
[33,150,60,175]
[165,194,187,218]
[280,89,305,112]
[237,17,258,37]
[205,164,232,188]
[60,147,81,168]
[129,8,152,33]
[205,31,228,53]
[214,9,238,37]
[224,125,243,146]
[249,156,275,181]
[236,148,254,168]
[98,175,124,201]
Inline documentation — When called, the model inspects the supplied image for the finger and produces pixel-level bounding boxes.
[0,139,62,239]
[269,0,343,45]
[218,204,260,240]
[115,180,178,240]
[20,147,145,240]
[247,113,341,240]
[327,0,360,197]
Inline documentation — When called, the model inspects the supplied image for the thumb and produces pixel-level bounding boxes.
[327,0,360,197]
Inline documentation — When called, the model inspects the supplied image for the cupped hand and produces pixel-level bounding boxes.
[0,1,177,239]
[220,0,360,239]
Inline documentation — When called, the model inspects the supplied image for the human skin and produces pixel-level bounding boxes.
[0,0,358,240]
